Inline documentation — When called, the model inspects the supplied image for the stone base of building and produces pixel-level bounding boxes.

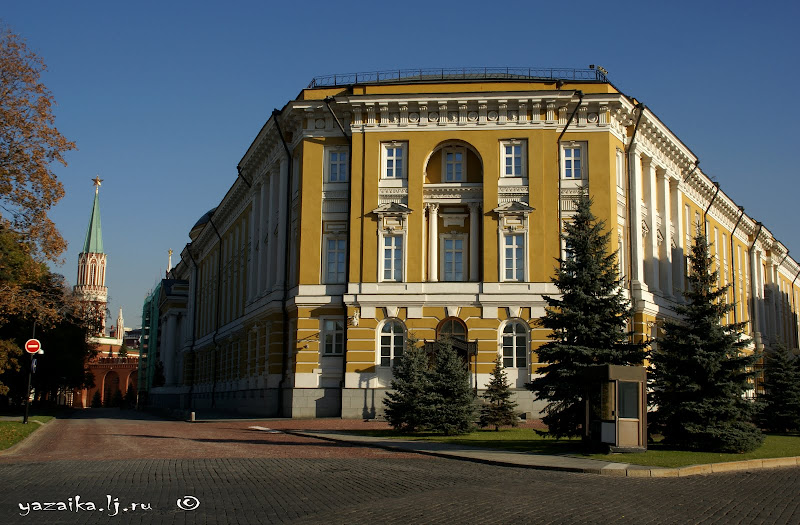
[146,386,548,420]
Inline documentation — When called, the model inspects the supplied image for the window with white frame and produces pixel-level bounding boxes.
[443,147,465,182]
[504,234,524,281]
[326,147,348,182]
[383,143,406,179]
[616,149,624,188]
[442,235,465,281]
[382,234,403,281]
[379,319,405,367]
[502,321,528,368]
[324,236,347,284]
[561,142,586,179]
[321,319,344,355]
[501,140,525,178]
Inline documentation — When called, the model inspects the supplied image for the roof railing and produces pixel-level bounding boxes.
[307,67,608,88]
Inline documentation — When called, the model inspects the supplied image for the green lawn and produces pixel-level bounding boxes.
[586,434,800,468]
[0,421,43,450]
[350,428,800,468]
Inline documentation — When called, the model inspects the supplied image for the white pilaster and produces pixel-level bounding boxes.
[658,170,673,297]
[644,158,660,293]
[469,203,480,282]
[264,171,276,292]
[163,313,178,386]
[670,179,684,296]
[629,150,645,288]
[257,180,268,295]
[428,203,439,282]
[276,158,289,288]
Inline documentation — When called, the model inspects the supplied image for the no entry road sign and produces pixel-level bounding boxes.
[25,339,41,354]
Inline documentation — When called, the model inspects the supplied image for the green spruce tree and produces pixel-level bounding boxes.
[90,390,102,408]
[757,344,800,432]
[427,340,475,435]
[383,336,431,433]
[123,384,137,409]
[480,356,519,431]
[649,231,763,452]
[527,193,647,438]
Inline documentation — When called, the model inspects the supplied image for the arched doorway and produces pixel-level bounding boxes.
[103,371,120,405]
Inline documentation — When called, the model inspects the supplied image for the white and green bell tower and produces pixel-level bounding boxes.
[74,176,108,335]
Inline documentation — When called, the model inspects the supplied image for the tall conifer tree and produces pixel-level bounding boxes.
[649,231,763,452]
[527,193,647,438]
[480,356,519,431]
[384,337,431,433]
[758,344,800,432]
[427,340,475,435]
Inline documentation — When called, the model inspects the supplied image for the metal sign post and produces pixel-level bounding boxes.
[23,329,42,425]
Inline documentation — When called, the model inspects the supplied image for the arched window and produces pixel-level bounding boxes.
[437,317,467,342]
[90,263,96,285]
[379,319,405,367]
[502,321,528,368]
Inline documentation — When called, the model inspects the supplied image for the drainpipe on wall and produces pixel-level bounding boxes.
[624,103,645,310]
[236,165,252,188]
[325,97,353,418]
[729,206,745,324]
[702,182,721,239]
[748,221,764,347]
[556,90,583,268]
[273,109,294,418]
[208,217,223,409]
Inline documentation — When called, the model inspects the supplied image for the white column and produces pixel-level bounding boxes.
[428,203,439,282]
[254,324,261,379]
[163,313,177,386]
[751,248,763,342]
[670,179,684,296]
[264,172,276,293]
[644,158,660,293]
[256,180,268,295]
[275,157,289,288]
[658,170,673,297]
[469,203,480,282]
[629,150,645,288]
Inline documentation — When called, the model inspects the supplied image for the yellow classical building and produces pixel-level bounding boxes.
[147,68,800,418]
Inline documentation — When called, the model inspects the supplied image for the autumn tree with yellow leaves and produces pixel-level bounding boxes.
[0,24,77,395]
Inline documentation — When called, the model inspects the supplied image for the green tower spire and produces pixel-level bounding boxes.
[83,176,104,254]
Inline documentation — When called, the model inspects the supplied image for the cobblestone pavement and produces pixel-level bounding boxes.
[1,410,799,524]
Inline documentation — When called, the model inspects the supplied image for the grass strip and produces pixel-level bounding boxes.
[348,428,800,468]
[0,421,42,450]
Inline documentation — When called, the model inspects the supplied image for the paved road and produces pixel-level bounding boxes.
[1,409,799,524]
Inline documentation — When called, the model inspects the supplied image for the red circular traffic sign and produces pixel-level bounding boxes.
[25,339,41,354]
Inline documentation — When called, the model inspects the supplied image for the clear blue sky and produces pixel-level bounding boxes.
[4,0,799,329]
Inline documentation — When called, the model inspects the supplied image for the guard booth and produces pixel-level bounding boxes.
[582,365,647,452]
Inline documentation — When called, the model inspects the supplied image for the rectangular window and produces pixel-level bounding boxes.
[561,143,585,179]
[502,332,527,368]
[326,148,348,182]
[321,319,344,355]
[501,141,525,178]
[615,149,624,188]
[383,235,403,281]
[442,237,464,281]
[383,143,406,179]
[504,234,524,281]
[324,237,347,284]
[444,147,465,182]
[618,382,640,419]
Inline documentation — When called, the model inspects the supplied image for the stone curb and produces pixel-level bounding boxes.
[287,430,800,478]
